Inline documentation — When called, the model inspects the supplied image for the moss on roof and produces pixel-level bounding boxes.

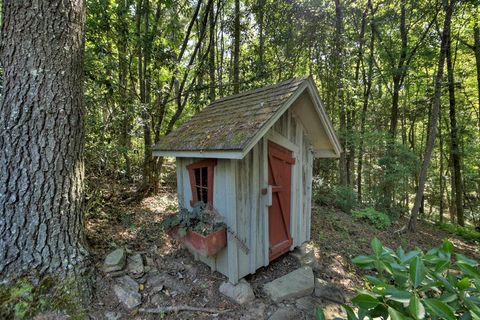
[153,77,307,152]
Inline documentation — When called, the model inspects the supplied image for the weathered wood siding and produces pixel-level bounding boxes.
[176,157,236,281]
[175,107,314,284]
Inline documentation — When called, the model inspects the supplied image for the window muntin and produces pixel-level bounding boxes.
[187,159,216,206]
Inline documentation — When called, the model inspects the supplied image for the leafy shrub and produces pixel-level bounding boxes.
[313,179,357,213]
[317,238,480,320]
[437,223,480,242]
[312,176,334,206]
[334,186,358,213]
[352,207,391,230]
[161,202,225,236]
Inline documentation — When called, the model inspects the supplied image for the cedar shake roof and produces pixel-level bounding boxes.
[153,77,308,152]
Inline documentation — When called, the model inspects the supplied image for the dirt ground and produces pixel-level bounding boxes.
[85,185,480,319]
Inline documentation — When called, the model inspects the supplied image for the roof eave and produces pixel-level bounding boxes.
[152,150,244,159]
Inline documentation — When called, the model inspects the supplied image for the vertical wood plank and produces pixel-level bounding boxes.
[250,144,259,273]
[306,148,313,240]
[176,158,184,208]
[226,159,239,283]
[261,138,269,266]
[295,123,304,246]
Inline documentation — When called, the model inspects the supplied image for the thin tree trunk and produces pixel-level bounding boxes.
[334,0,348,186]
[208,1,216,101]
[408,0,454,232]
[0,0,90,299]
[439,121,444,223]
[117,0,132,179]
[233,0,240,93]
[446,23,465,226]
[474,24,480,132]
[258,0,265,80]
[357,0,375,202]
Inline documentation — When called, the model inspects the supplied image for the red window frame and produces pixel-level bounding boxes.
[187,159,216,206]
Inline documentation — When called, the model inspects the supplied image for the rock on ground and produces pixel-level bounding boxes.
[240,301,267,320]
[314,278,346,304]
[219,279,255,304]
[268,307,302,320]
[127,253,144,278]
[104,311,121,320]
[290,242,320,269]
[104,248,126,273]
[263,266,314,303]
[113,275,142,309]
[295,296,321,314]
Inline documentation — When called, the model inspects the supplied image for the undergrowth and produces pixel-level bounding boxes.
[352,207,392,230]
[0,277,87,319]
[437,222,480,242]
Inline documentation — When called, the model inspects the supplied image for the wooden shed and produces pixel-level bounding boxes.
[153,77,341,284]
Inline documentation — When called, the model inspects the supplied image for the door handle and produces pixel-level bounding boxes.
[261,185,273,207]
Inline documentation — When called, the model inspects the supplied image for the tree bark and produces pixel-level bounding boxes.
[0,0,90,295]
[357,0,376,202]
[446,24,465,226]
[208,1,216,101]
[408,0,454,232]
[474,24,480,132]
[257,0,265,80]
[116,0,132,179]
[233,0,240,94]
[334,0,348,186]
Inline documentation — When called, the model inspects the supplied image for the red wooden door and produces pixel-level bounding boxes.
[267,141,295,261]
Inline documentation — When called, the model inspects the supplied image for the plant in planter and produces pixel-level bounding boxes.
[162,202,227,257]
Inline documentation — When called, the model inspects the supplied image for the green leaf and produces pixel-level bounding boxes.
[440,293,457,303]
[342,305,359,320]
[351,293,381,310]
[388,306,407,320]
[365,275,384,286]
[384,287,412,304]
[459,311,473,320]
[371,238,383,257]
[409,294,425,320]
[457,262,480,280]
[410,256,425,288]
[401,250,421,264]
[315,307,325,320]
[423,298,456,320]
[434,260,451,273]
[456,254,479,267]
[352,255,376,266]
[442,240,454,254]
[457,277,471,290]
[464,298,480,318]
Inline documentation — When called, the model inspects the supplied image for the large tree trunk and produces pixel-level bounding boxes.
[233,0,240,93]
[0,0,90,295]
[446,24,465,226]
[408,0,454,232]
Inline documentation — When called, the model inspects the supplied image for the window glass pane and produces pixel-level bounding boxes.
[201,167,208,187]
[201,188,208,203]
[196,188,202,203]
[194,168,201,186]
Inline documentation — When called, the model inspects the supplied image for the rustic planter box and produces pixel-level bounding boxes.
[167,225,227,257]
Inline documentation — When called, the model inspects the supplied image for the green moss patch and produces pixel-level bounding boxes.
[0,276,87,319]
